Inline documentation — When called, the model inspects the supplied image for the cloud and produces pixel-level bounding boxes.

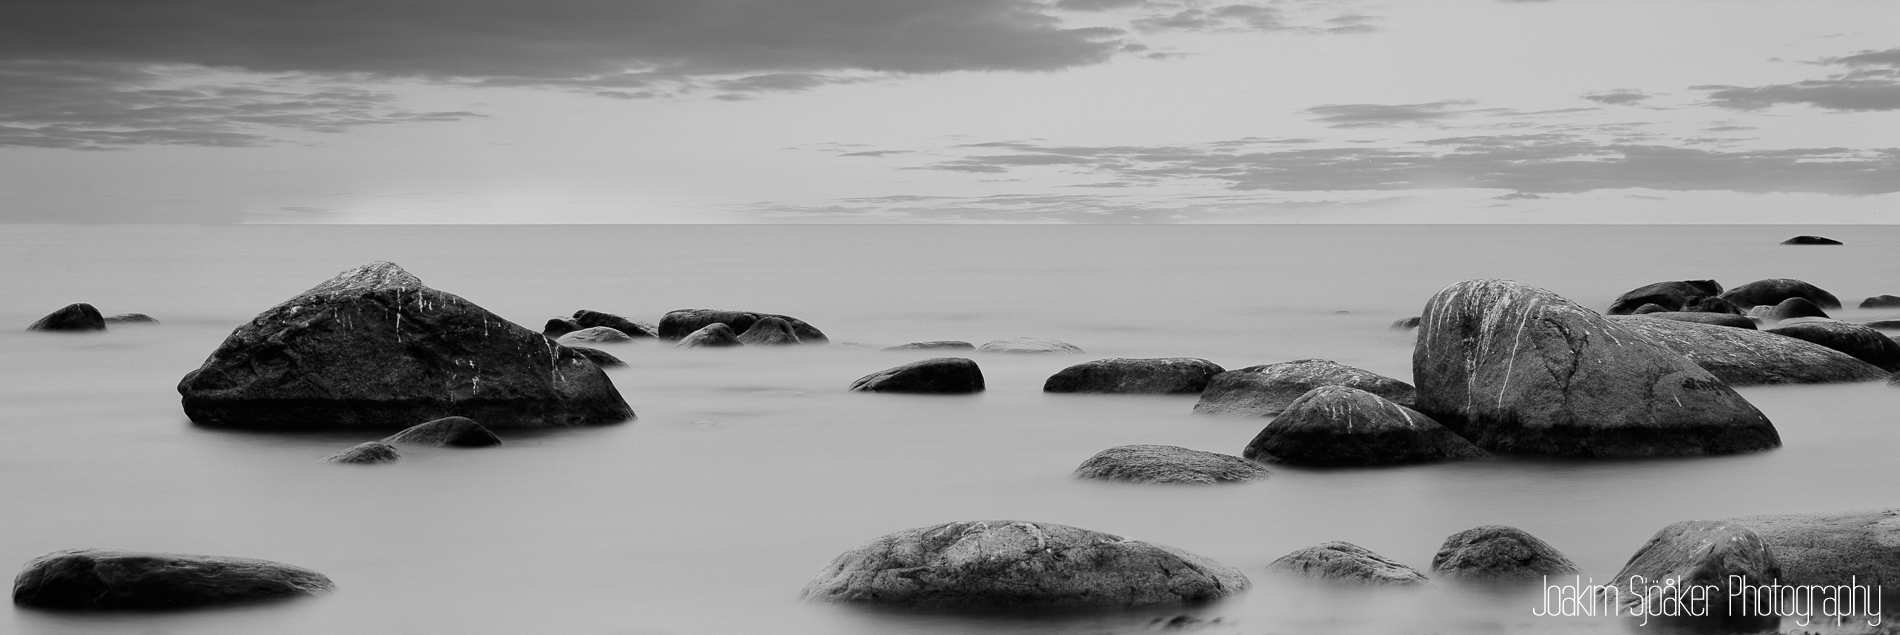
[1303,100,1479,128]
[1696,47,1900,111]
[1581,89,1653,105]
[1129,2,1380,34]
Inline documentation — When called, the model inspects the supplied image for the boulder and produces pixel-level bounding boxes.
[1414,279,1778,457]
[801,520,1249,609]
[176,262,635,430]
[1390,316,1421,330]
[737,317,802,346]
[1728,509,1900,603]
[1612,315,1888,385]
[11,548,334,610]
[1767,321,1900,372]
[1767,297,1830,322]
[1071,445,1269,484]
[542,317,582,338]
[571,309,655,338]
[556,326,633,345]
[566,346,626,368]
[1043,358,1225,394]
[381,416,501,447]
[1718,278,1841,310]
[103,313,159,325]
[1265,542,1427,586]
[850,358,984,394]
[323,441,400,464]
[1861,295,1900,309]
[977,337,1084,354]
[675,323,741,348]
[881,341,975,351]
[1240,386,1486,466]
[1607,280,1723,315]
[26,303,106,332]
[1782,235,1843,245]
[657,309,826,344]
[1684,296,1744,315]
[1611,520,1781,623]
[1429,525,1577,582]
[1638,311,1756,329]
[1192,359,1413,417]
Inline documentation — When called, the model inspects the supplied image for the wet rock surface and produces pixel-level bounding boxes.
[1072,445,1268,484]
[850,357,985,394]
[1193,359,1413,418]
[1612,315,1888,385]
[12,548,334,610]
[1043,358,1225,394]
[1611,520,1781,621]
[27,303,106,332]
[1429,525,1577,582]
[676,323,742,348]
[1242,386,1486,466]
[1266,541,1427,586]
[1718,278,1841,310]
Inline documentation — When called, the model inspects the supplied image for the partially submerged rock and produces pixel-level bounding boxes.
[1429,525,1577,582]
[657,309,826,344]
[12,548,334,610]
[1767,320,1900,372]
[1607,280,1723,315]
[1611,520,1781,622]
[381,416,501,447]
[1861,295,1900,309]
[1414,279,1778,457]
[737,316,802,346]
[1718,278,1841,310]
[850,358,984,394]
[977,337,1084,354]
[1765,296,1830,322]
[1611,315,1888,385]
[801,520,1249,609]
[27,303,106,332]
[1781,235,1843,245]
[675,323,741,348]
[177,262,634,430]
[1043,358,1225,394]
[1242,386,1486,466]
[103,313,159,325]
[571,309,654,338]
[556,326,633,345]
[1192,359,1414,417]
[1072,445,1268,484]
[323,441,400,464]
[1728,509,1900,599]
[881,341,975,351]
[542,317,582,338]
[1266,542,1427,586]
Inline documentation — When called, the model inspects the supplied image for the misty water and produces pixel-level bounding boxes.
[2,224,1896,635]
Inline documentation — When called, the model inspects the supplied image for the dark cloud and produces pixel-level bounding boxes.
[1303,100,1478,127]
[1696,47,1900,111]
[1581,89,1652,105]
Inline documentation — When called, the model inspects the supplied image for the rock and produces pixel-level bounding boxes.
[322,441,400,464]
[1043,358,1225,394]
[881,341,976,351]
[1728,509,1900,599]
[675,323,742,348]
[11,548,334,610]
[1767,321,1900,372]
[103,313,159,325]
[849,358,984,394]
[27,303,106,332]
[1630,303,1669,315]
[1429,525,1577,582]
[566,345,626,368]
[1612,315,1888,385]
[1782,235,1843,245]
[1683,296,1744,315]
[556,326,633,345]
[381,416,501,447]
[1241,386,1486,466]
[1071,445,1268,484]
[800,520,1249,609]
[1766,296,1830,322]
[176,262,635,430]
[657,309,826,344]
[1607,280,1723,315]
[1867,318,1900,331]
[542,317,582,338]
[1610,520,1781,623]
[1638,311,1757,329]
[1192,359,1414,417]
[1861,295,1900,309]
[1265,541,1427,586]
[736,316,802,346]
[977,337,1084,354]
[1390,316,1421,330]
[1718,278,1841,310]
[1414,279,1778,457]
[571,309,655,338]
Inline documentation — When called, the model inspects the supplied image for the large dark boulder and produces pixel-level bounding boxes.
[881,341,975,351]
[1861,295,1900,309]
[977,337,1083,354]
[1414,279,1778,457]
[1242,386,1486,466]
[1192,359,1413,417]
[1043,358,1224,394]
[555,326,633,345]
[1781,235,1843,245]
[1072,445,1268,484]
[675,323,741,348]
[1728,509,1900,609]
[176,262,635,430]
[381,416,501,447]
[1265,542,1426,586]
[103,313,160,325]
[1638,311,1756,329]
[323,442,399,464]
[1611,315,1888,385]
[657,309,826,343]
[1607,280,1723,315]
[737,317,801,346]
[1767,321,1900,372]
[850,358,984,394]
[1429,525,1577,582]
[571,309,654,338]
[12,548,334,610]
[27,303,106,332]
[1611,520,1781,624]
[800,520,1249,609]
[1718,278,1841,310]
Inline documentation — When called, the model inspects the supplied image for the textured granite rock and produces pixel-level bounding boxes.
[12,548,334,610]
[1072,445,1268,484]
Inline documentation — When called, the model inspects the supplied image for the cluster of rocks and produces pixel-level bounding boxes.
[25,303,158,331]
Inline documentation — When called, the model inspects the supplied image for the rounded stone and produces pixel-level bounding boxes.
[1607,280,1723,315]
[1718,278,1841,310]
[658,309,826,344]
[27,303,106,332]
[676,323,742,348]
[1611,520,1781,623]
[1612,316,1888,385]
[1072,445,1268,484]
[737,316,802,346]
[850,358,985,394]
[977,337,1084,354]
[1193,359,1414,418]
[571,309,655,338]
[323,441,400,464]
[556,326,633,345]
[1266,541,1427,586]
[1766,320,1900,372]
[12,548,334,610]
[1043,358,1225,394]
[1781,235,1842,245]
[1860,295,1900,309]
[1429,525,1578,582]
[103,313,160,325]
[381,416,501,447]
[1241,386,1487,466]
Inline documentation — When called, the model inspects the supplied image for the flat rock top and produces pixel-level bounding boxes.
[1073,445,1268,484]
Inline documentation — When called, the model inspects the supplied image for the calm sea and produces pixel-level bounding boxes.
[2,224,1896,635]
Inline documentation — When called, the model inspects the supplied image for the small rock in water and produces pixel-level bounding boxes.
[1767,320,1900,372]
[323,441,400,464]
[382,416,501,447]
[565,345,626,368]
[658,309,827,343]
[557,326,634,345]
[1266,541,1427,586]
[880,341,976,351]
[572,309,655,338]
[27,303,106,332]
[1192,359,1413,417]
[12,548,335,610]
[1607,280,1723,315]
[850,357,985,394]
[1242,386,1486,466]
[1430,525,1577,583]
[1610,520,1781,625]
[737,316,802,346]
[977,337,1084,354]
[103,313,159,325]
[1072,445,1268,484]
[1781,235,1843,245]
[1043,358,1225,394]
[676,323,742,348]
[1860,295,1900,309]
[1718,278,1841,310]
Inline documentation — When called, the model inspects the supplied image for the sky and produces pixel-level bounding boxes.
[0,0,1896,223]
